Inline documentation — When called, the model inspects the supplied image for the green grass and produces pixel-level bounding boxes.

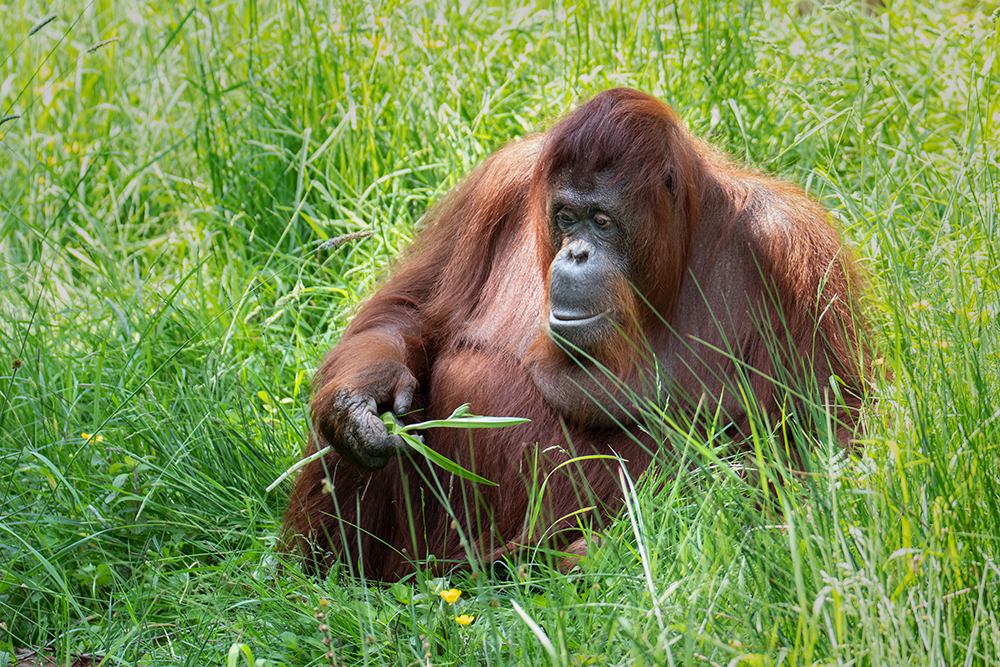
[1,0,998,664]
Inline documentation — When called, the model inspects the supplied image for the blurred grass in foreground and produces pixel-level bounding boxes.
[1,0,999,664]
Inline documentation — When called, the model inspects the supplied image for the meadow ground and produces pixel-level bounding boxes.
[1,0,999,664]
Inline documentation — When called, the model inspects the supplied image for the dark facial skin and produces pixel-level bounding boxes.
[546,174,635,353]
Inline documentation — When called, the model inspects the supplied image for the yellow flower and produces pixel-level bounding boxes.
[81,432,104,443]
[439,589,461,604]
[454,614,475,626]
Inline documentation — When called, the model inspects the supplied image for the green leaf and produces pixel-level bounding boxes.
[227,643,254,667]
[389,581,412,604]
[402,415,531,431]
[400,431,498,486]
[398,403,530,432]
[380,404,529,486]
